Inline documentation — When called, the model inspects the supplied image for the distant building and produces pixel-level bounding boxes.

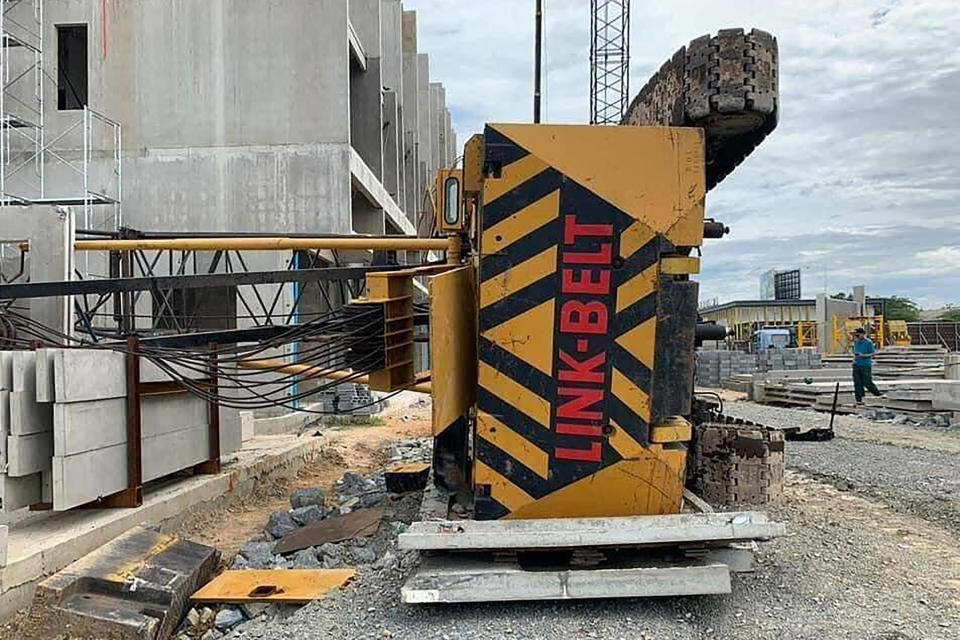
[759,268,801,300]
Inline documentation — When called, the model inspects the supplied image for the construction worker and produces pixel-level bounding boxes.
[852,327,882,404]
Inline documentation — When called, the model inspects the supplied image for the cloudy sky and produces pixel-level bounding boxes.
[404,0,960,309]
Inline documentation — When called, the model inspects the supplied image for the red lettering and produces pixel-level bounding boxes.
[557,387,604,421]
[555,442,603,462]
[559,301,608,334]
[563,243,612,265]
[558,350,605,383]
[564,215,613,244]
[562,268,610,295]
[556,423,603,437]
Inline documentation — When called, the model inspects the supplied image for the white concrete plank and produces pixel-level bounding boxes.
[0,352,12,390]
[11,352,35,394]
[0,524,7,567]
[0,390,9,466]
[53,425,213,511]
[399,512,786,551]
[9,391,52,436]
[53,349,125,403]
[6,432,52,477]
[53,393,215,457]
[0,473,42,513]
[401,557,732,603]
[34,350,55,403]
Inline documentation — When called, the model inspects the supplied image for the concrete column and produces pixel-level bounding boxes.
[29,207,75,339]
[401,11,421,223]
[430,83,444,173]
[352,192,386,235]
[380,0,403,205]
[417,54,432,195]
[349,0,384,179]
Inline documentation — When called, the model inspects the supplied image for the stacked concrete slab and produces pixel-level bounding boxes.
[0,349,240,514]
[756,347,821,372]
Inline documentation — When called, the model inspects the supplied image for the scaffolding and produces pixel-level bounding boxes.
[0,0,121,241]
[589,0,630,124]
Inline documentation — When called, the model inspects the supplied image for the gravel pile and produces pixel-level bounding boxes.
[173,469,422,640]
[721,402,960,532]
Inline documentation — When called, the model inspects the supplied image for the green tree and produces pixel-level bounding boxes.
[830,292,852,301]
[884,296,921,322]
[938,309,960,323]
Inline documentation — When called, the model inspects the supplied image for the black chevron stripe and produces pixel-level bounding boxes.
[482,168,563,231]
[475,437,552,500]
[478,337,557,411]
[479,273,558,333]
[613,291,657,338]
[480,216,562,282]
[608,391,651,446]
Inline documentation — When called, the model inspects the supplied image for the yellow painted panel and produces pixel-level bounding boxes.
[483,153,550,203]
[481,299,555,375]
[477,412,549,479]
[474,459,535,512]
[661,256,700,274]
[650,417,693,443]
[478,361,551,428]
[505,452,685,519]
[479,246,557,309]
[429,267,478,436]
[192,570,356,604]
[490,124,705,246]
[616,264,658,313]
[620,220,657,259]
[611,367,651,422]
[482,189,559,254]
[607,419,644,459]
[614,317,657,370]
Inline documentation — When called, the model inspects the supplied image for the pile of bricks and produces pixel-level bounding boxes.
[314,382,380,415]
[756,347,821,372]
[691,423,784,506]
[695,351,758,387]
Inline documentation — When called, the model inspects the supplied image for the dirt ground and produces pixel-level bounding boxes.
[178,406,432,561]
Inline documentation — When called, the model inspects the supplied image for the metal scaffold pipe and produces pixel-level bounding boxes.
[72,236,457,254]
[238,358,431,395]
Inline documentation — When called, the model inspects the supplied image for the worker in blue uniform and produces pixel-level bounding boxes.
[852,327,883,404]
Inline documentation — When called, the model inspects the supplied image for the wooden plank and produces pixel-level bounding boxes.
[7,432,52,476]
[191,569,355,604]
[401,557,731,603]
[398,512,784,551]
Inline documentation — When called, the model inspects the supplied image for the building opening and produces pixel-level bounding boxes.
[57,25,87,110]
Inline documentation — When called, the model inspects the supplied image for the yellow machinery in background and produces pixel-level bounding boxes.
[887,319,912,346]
[831,315,885,354]
[796,321,818,348]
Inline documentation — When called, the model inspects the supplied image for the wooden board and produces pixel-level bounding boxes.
[191,569,355,604]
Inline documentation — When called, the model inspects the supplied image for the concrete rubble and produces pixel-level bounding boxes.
[175,456,426,640]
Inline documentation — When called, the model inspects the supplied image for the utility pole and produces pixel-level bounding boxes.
[534,0,543,123]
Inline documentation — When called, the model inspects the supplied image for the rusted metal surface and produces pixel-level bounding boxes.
[191,569,356,604]
[272,508,383,555]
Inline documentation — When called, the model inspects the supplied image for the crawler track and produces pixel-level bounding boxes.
[623,28,779,190]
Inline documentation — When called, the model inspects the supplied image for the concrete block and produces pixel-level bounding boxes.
[9,391,52,436]
[7,432,52,477]
[10,351,34,394]
[34,350,55,403]
[240,411,255,442]
[0,473,43,512]
[0,390,8,466]
[0,352,11,389]
[53,349,125,402]
[0,525,7,568]
[34,526,219,640]
[53,424,216,511]
[932,381,960,411]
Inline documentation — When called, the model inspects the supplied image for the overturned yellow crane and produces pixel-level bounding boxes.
[347,29,788,602]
